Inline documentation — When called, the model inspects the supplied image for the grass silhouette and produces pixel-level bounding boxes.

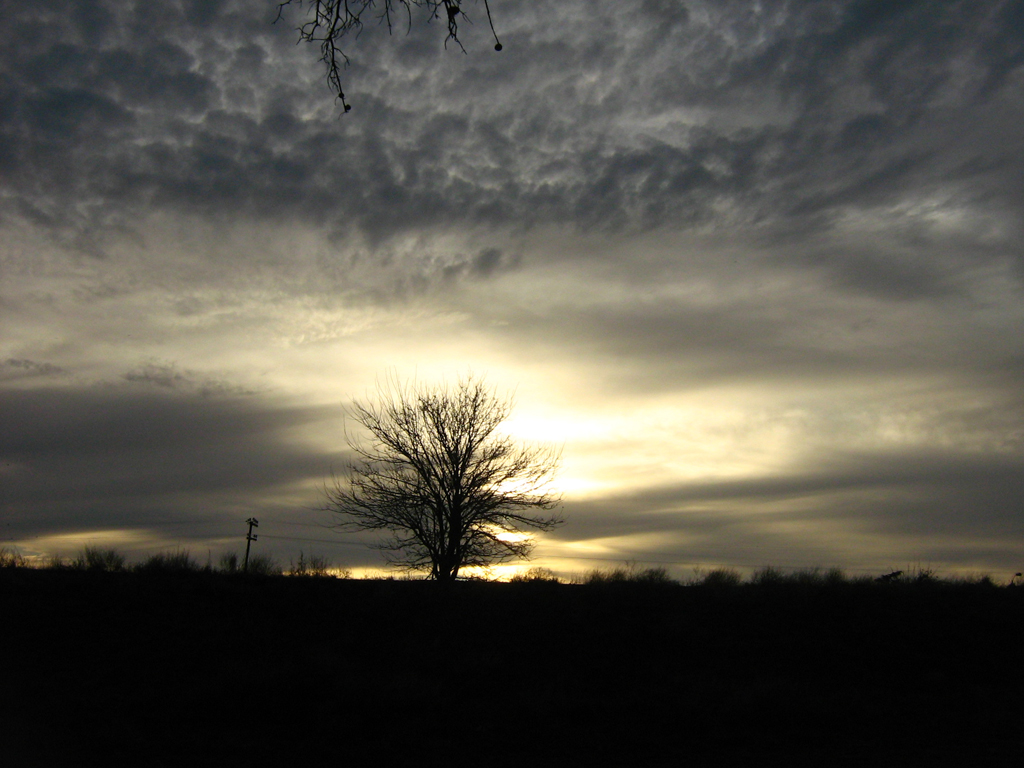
[577,562,675,585]
[0,547,29,568]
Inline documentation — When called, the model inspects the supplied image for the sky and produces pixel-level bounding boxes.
[2,0,1023,579]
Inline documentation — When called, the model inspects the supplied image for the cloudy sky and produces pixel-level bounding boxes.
[3,0,1022,578]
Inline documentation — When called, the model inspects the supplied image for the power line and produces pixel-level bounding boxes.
[259,533,370,547]
[258,518,334,528]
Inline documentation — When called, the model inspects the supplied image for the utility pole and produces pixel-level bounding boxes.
[243,517,259,573]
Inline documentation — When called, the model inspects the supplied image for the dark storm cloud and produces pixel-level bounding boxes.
[0,383,340,538]
[556,446,1024,568]
[480,275,1022,394]
[2,358,70,380]
[121,360,264,396]
[2,0,1020,264]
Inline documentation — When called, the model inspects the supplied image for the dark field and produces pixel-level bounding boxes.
[2,569,1022,766]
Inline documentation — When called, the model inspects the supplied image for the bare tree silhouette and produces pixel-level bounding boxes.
[323,374,562,581]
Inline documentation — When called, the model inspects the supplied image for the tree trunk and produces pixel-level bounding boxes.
[432,555,459,582]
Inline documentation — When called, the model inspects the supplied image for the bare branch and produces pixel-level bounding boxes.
[276,1,503,111]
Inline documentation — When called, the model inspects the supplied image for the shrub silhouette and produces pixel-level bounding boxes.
[216,551,280,575]
[750,566,788,586]
[288,551,334,578]
[0,547,28,568]
[913,567,936,584]
[46,553,68,569]
[692,567,743,588]
[73,546,127,572]
[510,566,560,583]
[245,553,281,576]
[136,550,204,574]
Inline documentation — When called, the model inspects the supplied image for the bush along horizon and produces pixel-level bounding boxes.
[2,546,1021,589]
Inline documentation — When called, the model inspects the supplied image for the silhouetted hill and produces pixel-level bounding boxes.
[2,569,1022,766]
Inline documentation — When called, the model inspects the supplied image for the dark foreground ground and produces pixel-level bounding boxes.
[2,569,1022,767]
